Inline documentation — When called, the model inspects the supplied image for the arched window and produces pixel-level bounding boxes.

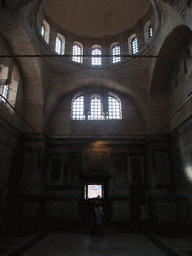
[108,96,121,119]
[41,26,45,37]
[42,20,50,44]
[55,36,62,54]
[0,63,9,104]
[149,26,153,38]
[128,34,137,55]
[88,96,104,120]
[1,84,9,104]
[55,33,65,55]
[72,42,83,63]
[112,45,121,63]
[92,46,102,65]
[144,20,152,42]
[72,96,85,120]
[132,37,138,54]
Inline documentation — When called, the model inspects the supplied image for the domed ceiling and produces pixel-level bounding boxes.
[44,0,151,38]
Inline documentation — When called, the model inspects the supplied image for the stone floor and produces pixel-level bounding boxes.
[1,227,192,255]
[21,233,166,256]
[155,233,192,256]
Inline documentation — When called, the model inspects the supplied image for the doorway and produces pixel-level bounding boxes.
[80,175,110,227]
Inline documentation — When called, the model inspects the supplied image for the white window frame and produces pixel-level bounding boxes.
[92,45,102,65]
[1,84,9,104]
[131,37,138,55]
[112,45,121,63]
[55,36,62,54]
[72,95,85,120]
[72,42,83,63]
[108,95,122,119]
[88,96,104,120]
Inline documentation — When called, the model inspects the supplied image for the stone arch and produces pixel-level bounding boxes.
[149,25,192,96]
[2,24,43,132]
[45,78,149,134]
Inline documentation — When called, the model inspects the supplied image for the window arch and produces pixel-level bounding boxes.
[0,64,19,109]
[111,44,121,63]
[1,84,9,104]
[55,33,65,55]
[88,96,104,120]
[128,34,138,55]
[131,37,138,54]
[42,20,50,44]
[144,20,152,42]
[41,26,45,37]
[92,45,102,65]
[55,37,62,54]
[0,64,9,104]
[72,42,83,63]
[108,95,121,119]
[72,95,85,120]
[149,26,153,38]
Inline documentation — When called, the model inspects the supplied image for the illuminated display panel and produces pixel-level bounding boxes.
[84,184,103,199]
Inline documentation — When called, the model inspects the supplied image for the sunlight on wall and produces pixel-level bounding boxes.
[185,164,192,182]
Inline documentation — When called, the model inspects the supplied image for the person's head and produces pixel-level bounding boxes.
[95,195,100,205]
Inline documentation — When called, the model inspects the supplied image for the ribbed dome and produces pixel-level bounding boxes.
[44,0,151,38]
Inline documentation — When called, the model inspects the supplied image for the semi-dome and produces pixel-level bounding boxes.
[44,0,151,38]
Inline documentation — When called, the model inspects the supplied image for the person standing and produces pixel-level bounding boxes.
[90,196,104,236]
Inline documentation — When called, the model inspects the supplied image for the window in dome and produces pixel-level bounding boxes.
[132,37,138,54]
[92,47,102,65]
[112,45,121,63]
[42,20,50,44]
[1,84,9,104]
[41,26,45,37]
[144,21,152,43]
[55,37,62,54]
[88,96,104,120]
[108,96,121,119]
[72,43,83,63]
[149,26,153,38]
[72,96,85,120]
[55,33,65,55]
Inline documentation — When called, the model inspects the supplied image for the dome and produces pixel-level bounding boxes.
[44,0,151,38]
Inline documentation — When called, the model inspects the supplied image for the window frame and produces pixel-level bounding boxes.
[1,83,9,104]
[72,42,83,63]
[149,26,153,38]
[111,44,121,63]
[107,95,122,120]
[42,19,50,44]
[131,37,138,55]
[72,95,85,120]
[55,33,65,55]
[92,45,102,66]
[88,95,104,120]
[55,36,62,54]
[41,26,45,37]
[144,20,152,43]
